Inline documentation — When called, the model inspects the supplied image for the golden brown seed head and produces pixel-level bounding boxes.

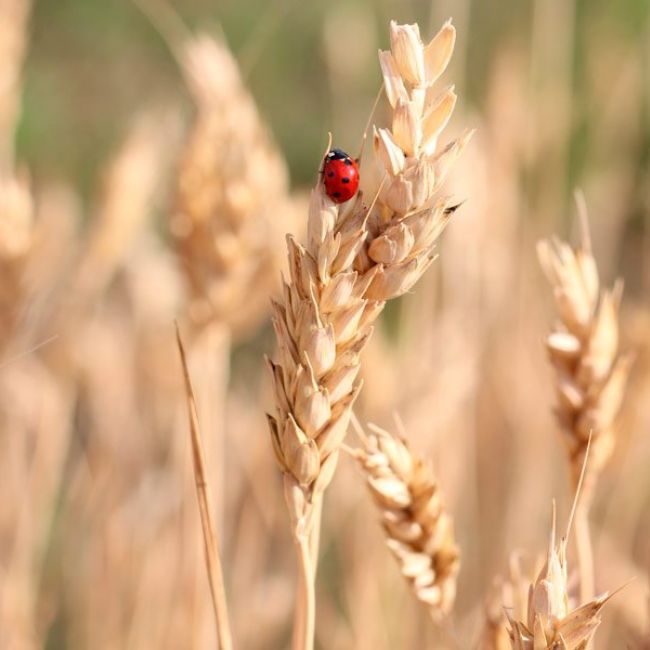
[354,424,460,620]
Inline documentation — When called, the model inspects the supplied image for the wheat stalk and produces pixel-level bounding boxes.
[267,19,470,649]
[350,422,460,621]
[175,324,233,650]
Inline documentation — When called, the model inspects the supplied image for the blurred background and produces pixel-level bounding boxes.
[1,0,649,648]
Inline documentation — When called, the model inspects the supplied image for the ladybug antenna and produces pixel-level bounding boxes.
[356,84,384,166]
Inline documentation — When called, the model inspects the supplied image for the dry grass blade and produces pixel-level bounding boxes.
[352,421,460,621]
[175,323,233,650]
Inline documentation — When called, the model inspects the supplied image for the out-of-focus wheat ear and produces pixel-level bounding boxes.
[171,33,299,339]
[538,205,632,605]
[351,421,460,622]
[507,444,628,649]
[537,206,631,506]
[175,323,233,650]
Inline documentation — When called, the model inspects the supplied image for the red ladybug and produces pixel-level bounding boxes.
[322,148,360,204]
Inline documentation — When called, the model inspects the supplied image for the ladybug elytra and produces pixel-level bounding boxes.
[322,148,360,204]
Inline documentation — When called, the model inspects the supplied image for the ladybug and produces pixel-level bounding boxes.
[322,148,360,204]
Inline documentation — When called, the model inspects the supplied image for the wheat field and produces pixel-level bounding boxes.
[1,1,649,648]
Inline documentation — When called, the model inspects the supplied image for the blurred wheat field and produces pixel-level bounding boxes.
[1,0,650,649]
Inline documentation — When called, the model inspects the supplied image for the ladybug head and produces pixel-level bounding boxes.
[327,148,350,161]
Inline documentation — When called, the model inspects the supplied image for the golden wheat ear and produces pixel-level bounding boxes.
[266,19,470,650]
[170,31,296,338]
[506,438,630,649]
[537,198,631,504]
[349,418,460,622]
[538,199,632,605]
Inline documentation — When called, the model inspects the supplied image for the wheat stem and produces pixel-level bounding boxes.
[293,535,315,650]
[175,324,233,650]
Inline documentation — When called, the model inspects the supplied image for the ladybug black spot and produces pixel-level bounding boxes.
[344,159,353,166]
[341,177,350,184]
[327,171,334,177]
[332,191,341,198]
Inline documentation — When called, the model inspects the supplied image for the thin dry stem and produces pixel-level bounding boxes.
[175,324,233,650]
[293,536,315,650]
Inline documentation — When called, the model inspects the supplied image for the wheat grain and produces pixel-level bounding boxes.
[351,422,460,621]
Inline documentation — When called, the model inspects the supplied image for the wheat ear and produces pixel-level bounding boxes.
[172,34,292,337]
[351,422,460,621]
[267,19,470,649]
[507,502,618,650]
[537,202,631,601]
[267,17,470,541]
[537,203,631,502]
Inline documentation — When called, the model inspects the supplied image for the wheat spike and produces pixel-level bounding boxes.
[507,505,616,649]
[357,20,474,302]
[351,422,460,620]
[537,210,631,503]
[267,19,470,540]
[171,34,294,337]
